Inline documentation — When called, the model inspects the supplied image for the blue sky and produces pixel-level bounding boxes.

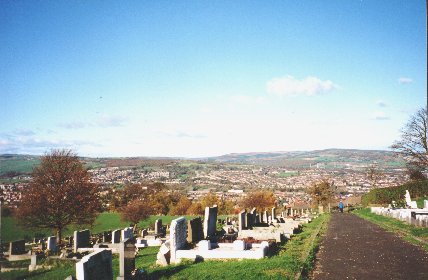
[1,0,426,157]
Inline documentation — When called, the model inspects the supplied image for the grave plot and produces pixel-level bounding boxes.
[370,189,428,227]
[156,206,319,265]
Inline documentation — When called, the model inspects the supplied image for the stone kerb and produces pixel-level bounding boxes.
[203,205,218,239]
[170,217,187,264]
[76,249,113,280]
[74,229,91,253]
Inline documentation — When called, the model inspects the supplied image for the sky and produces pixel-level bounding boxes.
[1,0,426,158]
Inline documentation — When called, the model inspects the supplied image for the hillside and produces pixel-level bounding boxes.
[0,149,406,178]
[206,149,405,169]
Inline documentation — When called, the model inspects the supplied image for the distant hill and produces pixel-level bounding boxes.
[0,149,406,178]
[205,149,406,169]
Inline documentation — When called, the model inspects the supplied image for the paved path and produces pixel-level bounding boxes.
[312,213,428,280]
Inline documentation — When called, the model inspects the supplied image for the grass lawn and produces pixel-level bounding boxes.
[353,208,428,251]
[2,213,204,243]
[0,214,330,279]
[416,196,428,208]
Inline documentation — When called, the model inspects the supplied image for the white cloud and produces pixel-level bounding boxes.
[372,111,390,120]
[376,100,387,107]
[398,77,413,84]
[58,122,86,129]
[266,75,338,96]
[96,115,128,128]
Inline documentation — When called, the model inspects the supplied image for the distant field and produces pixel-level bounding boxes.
[0,157,40,176]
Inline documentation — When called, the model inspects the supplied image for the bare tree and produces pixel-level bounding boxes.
[16,150,101,245]
[391,107,428,168]
[366,163,383,188]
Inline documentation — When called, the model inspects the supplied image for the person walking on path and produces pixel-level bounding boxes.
[338,201,344,213]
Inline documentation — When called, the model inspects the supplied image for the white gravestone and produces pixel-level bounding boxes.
[170,217,187,264]
[405,190,418,209]
[76,249,113,280]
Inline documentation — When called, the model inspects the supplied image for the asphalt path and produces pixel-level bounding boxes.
[311,213,428,280]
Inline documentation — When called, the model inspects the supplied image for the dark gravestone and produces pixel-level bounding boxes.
[246,212,253,229]
[112,230,121,243]
[103,231,112,243]
[74,229,91,252]
[117,238,136,280]
[187,217,204,243]
[9,240,26,255]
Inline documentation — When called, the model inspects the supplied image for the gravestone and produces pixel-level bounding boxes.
[117,238,136,280]
[170,217,187,264]
[405,190,418,209]
[103,231,112,243]
[271,207,276,219]
[121,227,133,240]
[155,219,162,235]
[8,240,25,255]
[263,211,268,223]
[76,249,113,280]
[47,236,57,253]
[112,230,121,243]
[246,212,254,228]
[250,208,257,225]
[187,217,204,243]
[424,200,428,209]
[203,205,218,239]
[74,229,91,252]
[239,210,246,231]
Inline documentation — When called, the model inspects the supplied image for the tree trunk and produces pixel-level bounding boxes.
[56,227,62,248]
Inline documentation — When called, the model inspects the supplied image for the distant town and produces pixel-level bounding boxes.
[0,149,409,209]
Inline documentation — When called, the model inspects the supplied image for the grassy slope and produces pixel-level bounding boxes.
[1,214,330,280]
[353,208,428,251]
[2,213,202,243]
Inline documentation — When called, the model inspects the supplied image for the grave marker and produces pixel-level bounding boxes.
[117,238,136,280]
[47,236,57,253]
[170,217,187,264]
[74,229,91,252]
[203,205,218,239]
[76,249,113,280]
[8,240,25,255]
[187,217,204,243]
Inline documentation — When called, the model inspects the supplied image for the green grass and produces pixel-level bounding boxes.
[0,158,40,176]
[1,213,200,243]
[0,215,330,279]
[277,171,298,178]
[353,208,428,251]
[416,196,428,208]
